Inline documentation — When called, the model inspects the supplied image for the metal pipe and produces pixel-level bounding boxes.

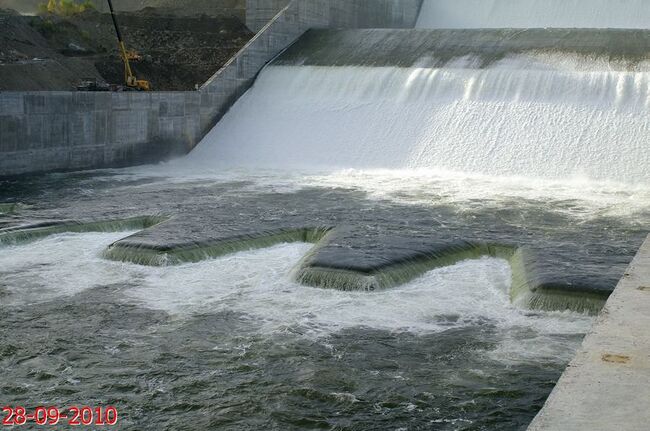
[106,0,134,84]
[106,0,123,43]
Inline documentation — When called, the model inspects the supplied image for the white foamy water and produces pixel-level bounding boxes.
[0,233,593,364]
[299,168,650,220]
[0,232,138,304]
[185,63,650,185]
[416,0,650,29]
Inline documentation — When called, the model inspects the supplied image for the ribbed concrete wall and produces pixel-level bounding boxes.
[246,0,423,32]
[246,0,291,32]
[0,92,206,176]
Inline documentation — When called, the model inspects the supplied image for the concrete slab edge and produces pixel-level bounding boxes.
[527,234,650,431]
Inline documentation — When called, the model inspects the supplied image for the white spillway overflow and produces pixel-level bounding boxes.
[187,62,650,185]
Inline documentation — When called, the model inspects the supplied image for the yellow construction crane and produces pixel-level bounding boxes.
[107,0,150,91]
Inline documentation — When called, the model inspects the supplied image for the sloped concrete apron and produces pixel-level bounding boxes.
[528,234,650,431]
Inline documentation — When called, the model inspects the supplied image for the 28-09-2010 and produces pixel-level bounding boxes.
[2,406,118,426]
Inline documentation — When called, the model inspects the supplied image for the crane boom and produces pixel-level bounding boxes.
[107,0,150,91]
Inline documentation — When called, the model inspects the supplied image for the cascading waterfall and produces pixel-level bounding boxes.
[187,56,650,184]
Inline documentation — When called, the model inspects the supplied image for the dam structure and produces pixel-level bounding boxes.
[1,0,650,429]
[0,0,423,177]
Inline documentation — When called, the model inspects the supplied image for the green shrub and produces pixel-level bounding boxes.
[38,0,95,17]
[29,17,59,38]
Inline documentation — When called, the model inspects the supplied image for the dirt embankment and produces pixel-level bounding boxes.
[0,0,246,19]
[92,0,246,20]
[0,5,253,91]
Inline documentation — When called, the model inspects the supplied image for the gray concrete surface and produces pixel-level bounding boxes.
[0,91,203,176]
[528,234,650,431]
[246,0,423,33]
[246,0,291,32]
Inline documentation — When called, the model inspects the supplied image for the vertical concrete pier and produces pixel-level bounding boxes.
[528,235,650,431]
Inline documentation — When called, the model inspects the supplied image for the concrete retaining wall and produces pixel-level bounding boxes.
[0,91,204,176]
[246,0,291,32]
[527,234,650,431]
[246,0,423,32]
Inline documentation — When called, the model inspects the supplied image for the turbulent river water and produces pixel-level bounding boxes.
[1,167,648,430]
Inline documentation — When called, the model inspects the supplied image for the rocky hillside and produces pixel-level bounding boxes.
[0,7,252,91]
[93,0,246,20]
[0,0,246,19]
